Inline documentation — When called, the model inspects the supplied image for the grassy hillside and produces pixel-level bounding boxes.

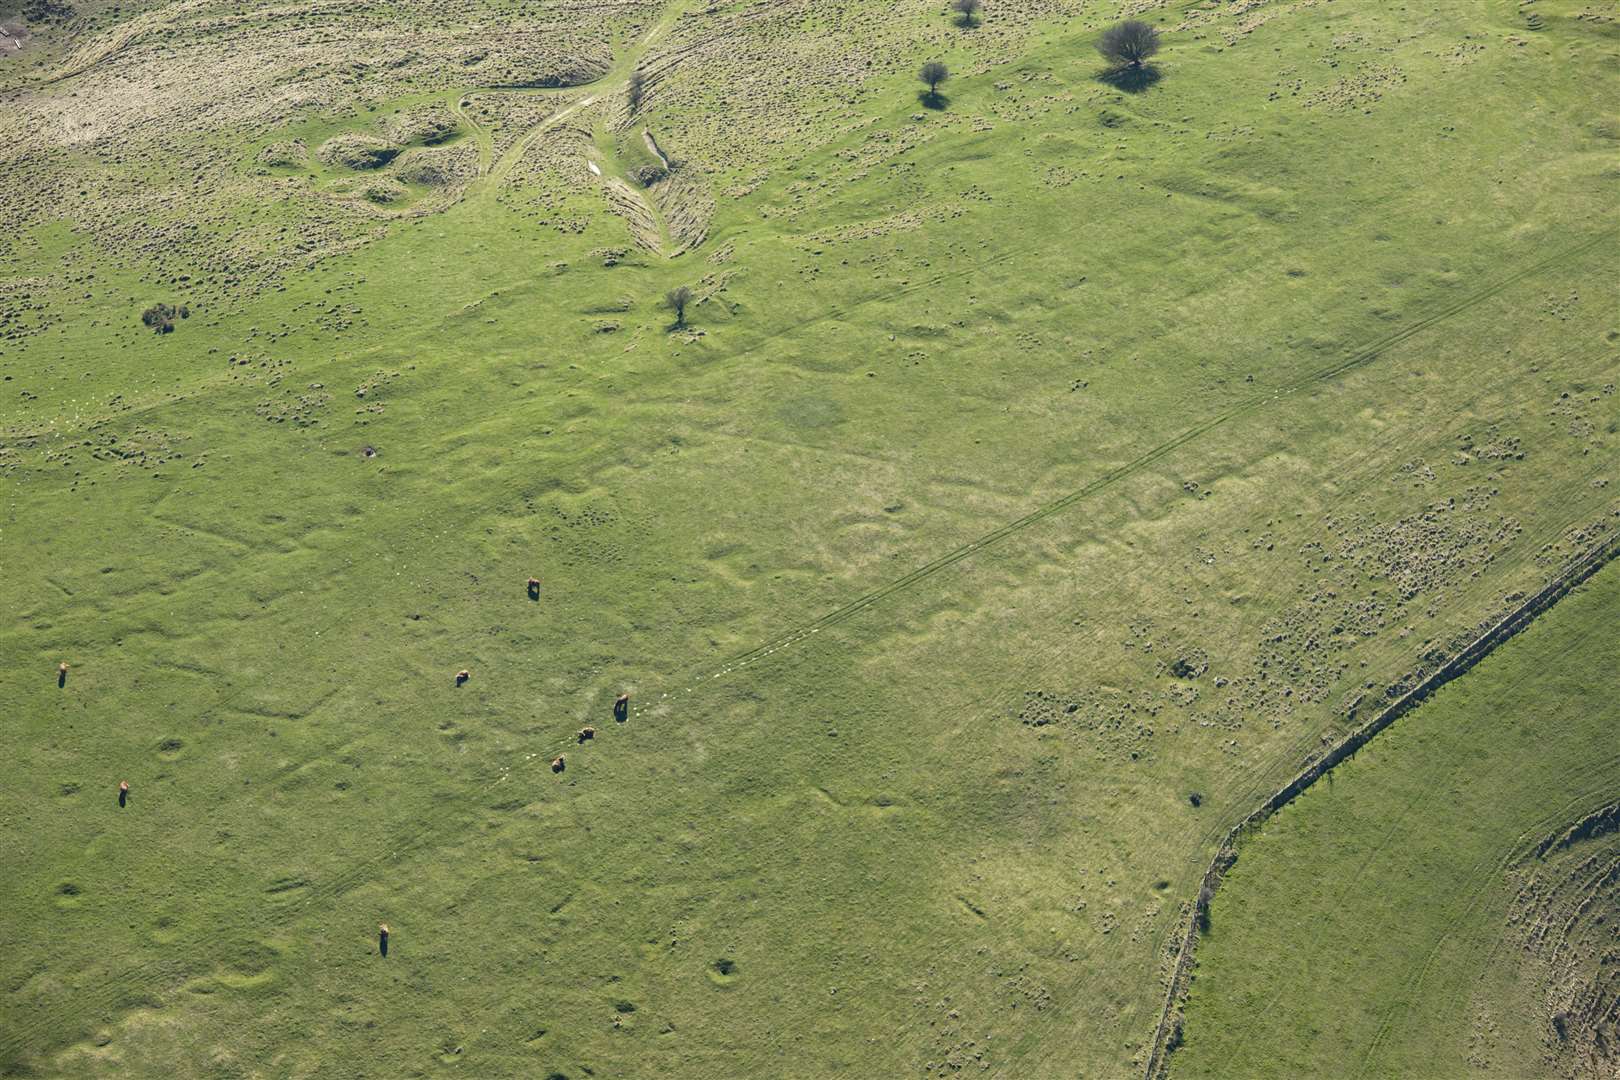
[1,0,1616,1076]
[1172,559,1620,1080]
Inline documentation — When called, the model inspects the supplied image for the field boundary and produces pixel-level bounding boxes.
[1142,522,1620,1079]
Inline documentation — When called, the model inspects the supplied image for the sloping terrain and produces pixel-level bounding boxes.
[1,1,1616,1077]
[1172,559,1620,1079]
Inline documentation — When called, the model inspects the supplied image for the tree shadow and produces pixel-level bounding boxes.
[1098,63,1162,94]
[956,14,977,28]
[918,89,950,111]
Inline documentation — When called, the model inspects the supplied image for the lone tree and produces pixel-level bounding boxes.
[918,61,949,99]
[665,285,692,327]
[1097,19,1160,69]
[952,0,980,26]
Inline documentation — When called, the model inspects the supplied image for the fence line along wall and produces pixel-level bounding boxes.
[1143,522,1620,1080]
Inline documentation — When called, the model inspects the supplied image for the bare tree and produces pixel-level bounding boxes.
[665,285,692,327]
[952,0,980,26]
[1097,19,1160,69]
[918,61,949,100]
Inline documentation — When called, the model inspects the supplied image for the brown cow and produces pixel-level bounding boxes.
[527,577,541,600]
[551,755,566,773]
[578,726,596,743]
[455,669,471,686]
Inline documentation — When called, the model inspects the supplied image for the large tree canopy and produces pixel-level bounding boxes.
[1097,20,1160,69]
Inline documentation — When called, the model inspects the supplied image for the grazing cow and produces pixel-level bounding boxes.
[455,669,471,686]
[58,662,69,687]
[578,726,596,743]
[551,755,566,773]
[613,692,630,721]
[118,780,129,807]
[378,923,390,957]
[527,577,541,599]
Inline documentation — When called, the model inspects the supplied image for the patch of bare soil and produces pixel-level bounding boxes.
[1502,801,1620,1078]
[1,20,31,55]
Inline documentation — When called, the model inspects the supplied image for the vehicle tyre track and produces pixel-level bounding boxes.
[1144,523,1620,1080]
[3,224,1607,1065]
[703,228,1616,685]
[1353,619,1619,1077]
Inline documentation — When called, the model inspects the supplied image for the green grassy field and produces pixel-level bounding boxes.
[1172,559,1620,1080]
[1,0,1617,1076]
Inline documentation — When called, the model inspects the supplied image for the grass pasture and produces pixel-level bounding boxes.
[0,0,1617,1077]
[1172,559,1620,1079]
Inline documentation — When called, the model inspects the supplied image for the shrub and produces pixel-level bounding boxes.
[1195,881,1215,932]
[631,162,668,186]
[140,302,188,334]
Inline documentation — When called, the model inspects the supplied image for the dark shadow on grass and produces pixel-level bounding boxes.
[918,90,950,110]
[1098,63,1162,94]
